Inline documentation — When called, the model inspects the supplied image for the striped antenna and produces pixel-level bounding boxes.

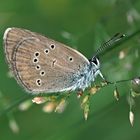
[92,33,125,61]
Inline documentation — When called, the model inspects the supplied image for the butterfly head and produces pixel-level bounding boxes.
[89,57,100,69]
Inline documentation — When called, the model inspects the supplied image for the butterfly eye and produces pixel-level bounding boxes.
[93,59,97,65]
[92,57,99,66]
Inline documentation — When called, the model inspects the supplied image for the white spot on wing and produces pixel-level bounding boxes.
[67,47,89,64]
[35,65,41,70]
[36,79,42,86]
[34,52,40,57]
[40,70,45,76]
[3,28,12,40]
[33,57,39,63]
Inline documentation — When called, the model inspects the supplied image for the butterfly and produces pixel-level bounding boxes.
[3,27,124,94]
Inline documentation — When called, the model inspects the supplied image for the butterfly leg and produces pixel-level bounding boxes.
[99,71,104,80]
[99,70,111,85]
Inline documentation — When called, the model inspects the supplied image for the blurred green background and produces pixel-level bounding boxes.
[0,0,140,140]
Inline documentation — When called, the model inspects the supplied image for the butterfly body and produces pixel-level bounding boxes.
[68,61,101,92]
[3,27,102,94]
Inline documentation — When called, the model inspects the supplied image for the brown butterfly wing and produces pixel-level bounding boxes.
[4,28,89,93]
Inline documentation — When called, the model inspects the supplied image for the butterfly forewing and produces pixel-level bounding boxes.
[4,28,89,93]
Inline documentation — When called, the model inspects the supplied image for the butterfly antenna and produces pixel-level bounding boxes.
[92,33,125,60]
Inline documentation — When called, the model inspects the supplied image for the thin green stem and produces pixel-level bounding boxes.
[100,77,135,88]
[0,95,31,117]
